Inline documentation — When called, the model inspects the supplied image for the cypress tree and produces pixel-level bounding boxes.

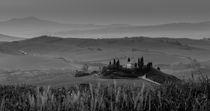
[150,62,153,67]
[128,58,130,62]
[138,58,140,67]
[134,63,137,68]
[147,62,153,71]
[113,59,116,69]
[116,59,120,70]
[113,59,116,65]
[141,56,144,65]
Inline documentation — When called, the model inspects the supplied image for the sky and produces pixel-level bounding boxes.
[0,0,210,25]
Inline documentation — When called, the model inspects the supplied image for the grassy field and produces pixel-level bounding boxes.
[0,76,209,111]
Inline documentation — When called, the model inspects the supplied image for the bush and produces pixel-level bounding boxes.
[74,70,90,77]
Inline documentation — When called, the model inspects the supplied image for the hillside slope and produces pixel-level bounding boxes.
[0,36,210,81]
[0,34,23,42]
[1,36,210,63]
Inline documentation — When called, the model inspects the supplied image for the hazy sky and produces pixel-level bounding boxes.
[0,0,210,25]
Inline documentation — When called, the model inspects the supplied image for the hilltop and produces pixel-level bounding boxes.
[98,57,180,84]
[0,34,23,42]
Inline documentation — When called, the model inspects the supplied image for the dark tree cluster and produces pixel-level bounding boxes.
[102,56,160,78]
[108,59,121,71]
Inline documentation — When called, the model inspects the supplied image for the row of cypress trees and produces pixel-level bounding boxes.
[108,57,145,70]
[104,57,161,77]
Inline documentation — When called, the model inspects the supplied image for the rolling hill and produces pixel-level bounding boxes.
[1,36,210,68]
[0,34,23,42]
[0,36,209,86]
[1,36,210,60]
[55,22,210,39]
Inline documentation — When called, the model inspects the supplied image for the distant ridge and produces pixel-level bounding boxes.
[1,17,210,38]
[1,17,65,26]
[2,35,205,54]
[0,17,105,37]
[55,21,210,39]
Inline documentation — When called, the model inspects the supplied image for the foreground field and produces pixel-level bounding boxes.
[0,78,209,111]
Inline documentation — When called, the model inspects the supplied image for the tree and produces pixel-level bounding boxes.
[113,59,116,65]
[113,59,116,70]
[116,59,120,70]
[157,67,160,71]
[109,61,112,65]
[128,58,131,62]
[141,56,144,65]
[134,63,137,68]
[147,62,153,70]
[138,56,144,70]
